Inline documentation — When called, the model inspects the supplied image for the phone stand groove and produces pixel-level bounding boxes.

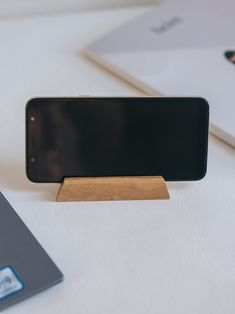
[56,176,170,202]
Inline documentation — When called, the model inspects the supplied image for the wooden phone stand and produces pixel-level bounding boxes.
[56,176,170,202]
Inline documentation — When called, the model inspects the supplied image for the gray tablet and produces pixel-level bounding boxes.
[0,191,63,311]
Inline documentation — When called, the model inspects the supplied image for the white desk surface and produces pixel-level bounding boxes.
[0,6,235,314]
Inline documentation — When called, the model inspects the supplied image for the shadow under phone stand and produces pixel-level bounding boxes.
[56,176,170,202]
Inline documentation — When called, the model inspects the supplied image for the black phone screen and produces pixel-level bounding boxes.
[26,97,209,182]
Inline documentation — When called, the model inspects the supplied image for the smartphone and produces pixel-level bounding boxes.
[26,97,209,182]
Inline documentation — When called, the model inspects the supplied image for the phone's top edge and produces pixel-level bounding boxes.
[25,97,209,114]
[25,96,210,103]
[25,96,208,98]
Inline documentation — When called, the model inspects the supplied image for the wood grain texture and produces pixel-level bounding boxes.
[56,176,170,202]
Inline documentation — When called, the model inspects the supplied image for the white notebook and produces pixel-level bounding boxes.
[84,0,235,147]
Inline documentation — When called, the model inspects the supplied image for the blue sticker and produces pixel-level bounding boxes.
[0,266,24,301]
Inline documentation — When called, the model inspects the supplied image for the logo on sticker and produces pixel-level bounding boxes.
[0,266,24,301]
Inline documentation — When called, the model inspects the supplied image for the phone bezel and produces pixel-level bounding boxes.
[26,96,209,183]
